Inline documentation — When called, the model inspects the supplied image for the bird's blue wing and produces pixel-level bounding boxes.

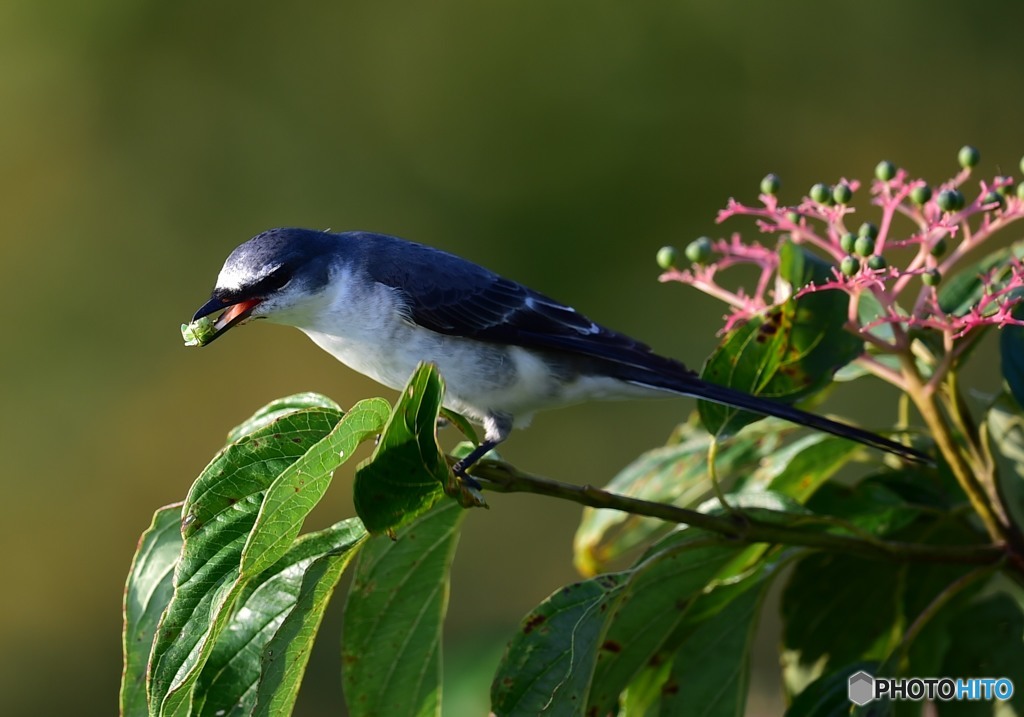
[357,232,693,375]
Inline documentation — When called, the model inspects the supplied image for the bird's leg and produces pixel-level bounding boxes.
[451,440,499,489]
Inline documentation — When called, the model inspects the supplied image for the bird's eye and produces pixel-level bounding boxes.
[259,268,291,293]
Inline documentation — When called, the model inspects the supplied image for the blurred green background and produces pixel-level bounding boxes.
[4,2,1024,715]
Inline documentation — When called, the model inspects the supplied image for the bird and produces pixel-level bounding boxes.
[190,227,931,479]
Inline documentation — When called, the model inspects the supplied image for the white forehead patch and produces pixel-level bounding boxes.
[216,261,281,291]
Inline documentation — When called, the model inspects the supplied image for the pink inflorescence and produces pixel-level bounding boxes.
[659,153,1024,357]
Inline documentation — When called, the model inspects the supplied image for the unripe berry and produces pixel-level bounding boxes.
[867,254,887,271]
[875,160,896,182]
[922,269,942,286]
[832,183,853,204]
[1017,183,1024,201]
[839,232,857,253]
[930,238,947,257]
[656,246,678,270]
[685,237,713,264]
[937,189,964,212]
[854,235,875,257]
[911,184,932,206]
[858,222,879,239]
[958,145,980,169]
[760,173,781,196]
[840,255,859,277]
[785,211,801,225]
[810,183,832,204]
[983,191,1004,210]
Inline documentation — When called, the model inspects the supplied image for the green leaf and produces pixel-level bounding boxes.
[149,404,379,717]
[784,662,878,717]
[492,573,630,717]
[939,593,1024,717]
[121,504,185,717]
[241,398,389,576]
[493,530,742,716]
[986,396,1024,528]
[659,573,771,717]
[251,532,365,716]
[354,363,450,534]
[1001,303,1024,414]
[343,499,466,717]
[585,532,746,714]
[778,237,834,287]
[761,434,862,503]
[573,417,787,575]
[226,392,342,443]
[937,240,1024,315]
[698,243,863,436]
[803,480,922,538]
[192,519,367,717]
[781,552,902,693]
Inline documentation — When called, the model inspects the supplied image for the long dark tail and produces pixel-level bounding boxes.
[624,368,933,466]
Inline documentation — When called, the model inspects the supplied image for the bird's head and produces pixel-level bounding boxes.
[190,228,339,345]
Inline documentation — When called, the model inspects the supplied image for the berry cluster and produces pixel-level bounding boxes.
[657,147,1024,386]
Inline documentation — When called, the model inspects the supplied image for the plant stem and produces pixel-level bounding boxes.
[897,354,1007,543]
[461,458,1003,567]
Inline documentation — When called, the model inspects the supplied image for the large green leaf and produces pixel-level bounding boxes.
[492,529,743,716]
[585,532,747,714]
[192,519,367,717]
[226,392,342,443]
[241,398,388,576]
[986,396,1024,528]
[660,572,772,717]
[342,499,466,717]
[354,363,450,534]
[492,573,630,717]
[121,504,185,717]
[251,529,366,716]
[573,417,788,575]
[781,551,903,694]
[698,242,863,436]
[938,593,1024,717]
[148,404,381,716]
[761,434,862,503]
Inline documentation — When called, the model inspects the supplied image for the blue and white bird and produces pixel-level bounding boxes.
[191,227,930,476]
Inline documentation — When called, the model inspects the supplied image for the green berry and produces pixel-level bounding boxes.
[839,232,857,253]
[760,173,781,195]
[858,222,879,239]
[875,160,897,182]
[930,238,947,257]
[910,184,932,206]
[854,235,875,257]
[810,183,832,204]
[832,183,853,204]
[922,269,942,286]
[937,189,965,212]
[997,179,1013,197]
[867,254,887,271]
[840,255,859,277]
[983,191,1004,210]
[1017,183,1024,201]
[958,145,980,169]
[785,211,801,225]
[685,237,713,264]
[1020,156,1024,176]
[656,245,678,270]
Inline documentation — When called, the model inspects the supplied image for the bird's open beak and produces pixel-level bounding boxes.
[190,296,264,345]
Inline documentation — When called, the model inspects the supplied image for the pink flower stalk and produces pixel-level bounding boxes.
[659,152,1024,389]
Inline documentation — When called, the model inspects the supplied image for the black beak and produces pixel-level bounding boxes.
[190,295,263,346]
